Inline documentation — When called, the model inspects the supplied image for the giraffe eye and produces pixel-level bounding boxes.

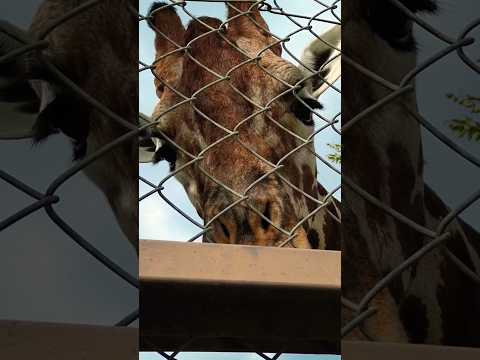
[291,97,322,126]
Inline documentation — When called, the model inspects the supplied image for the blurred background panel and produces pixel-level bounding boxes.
[416,0,480,227]
[0,0,138,326]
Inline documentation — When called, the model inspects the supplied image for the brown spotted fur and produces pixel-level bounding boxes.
[149,2,340,248]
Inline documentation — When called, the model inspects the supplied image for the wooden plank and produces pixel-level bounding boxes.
[0,320,137,360]
[140,240,340,354]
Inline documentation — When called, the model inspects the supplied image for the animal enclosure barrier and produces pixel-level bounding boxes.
[340,0,480,347]
[0,0,139,352]
[139,239,340,353]
[0,0,478,358]
[139,0,342,246]
[139,0,480,358]
[0,320,137,359]
[342,0,480,342]
[139,0,341,356]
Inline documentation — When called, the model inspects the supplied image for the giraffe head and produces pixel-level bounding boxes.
[141,2,340,248]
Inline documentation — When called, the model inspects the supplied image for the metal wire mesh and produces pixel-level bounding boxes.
[340,0,480,344]
[139,0,341,244]
[0,0,139,327]
[139,0,340,356]
[139,0,480,355]
[1,0,476,356]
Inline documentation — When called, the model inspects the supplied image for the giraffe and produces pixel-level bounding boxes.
[141,0,480,345]
[0,0,139,251]
[342,0,480,346]
[140,1,342,249]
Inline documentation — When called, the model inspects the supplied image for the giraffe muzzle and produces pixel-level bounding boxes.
[205,187,310,248]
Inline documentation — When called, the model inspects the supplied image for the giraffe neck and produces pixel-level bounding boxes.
[310,182,341,251]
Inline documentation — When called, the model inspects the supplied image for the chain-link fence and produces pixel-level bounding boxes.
[138,0,341,248]
[2,0,477,357]
[139,0,341,357]
[139,0,480,356]
[340,0,480,345]
[0,0,139,329]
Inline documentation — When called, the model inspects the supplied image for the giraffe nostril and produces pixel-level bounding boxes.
[261,201,272,230]
[307,228,320,249]
[220,222,230,239]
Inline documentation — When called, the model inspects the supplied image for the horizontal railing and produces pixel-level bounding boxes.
[0,320,137,360]
[139,239,341,354]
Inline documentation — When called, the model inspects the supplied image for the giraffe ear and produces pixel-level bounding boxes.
[0,106,36,139]
[138,113,177,169]
[148,2,186,99]
[226,2,282,56]
[299,25,341,98]
[0,79,37,139]
[0,23,42,139]
[139,113,158,163]
[139,135,159,163]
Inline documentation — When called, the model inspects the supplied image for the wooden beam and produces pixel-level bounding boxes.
[140,240,341,354]
[0,320,137,360]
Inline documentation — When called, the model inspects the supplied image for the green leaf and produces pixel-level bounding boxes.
[326,143,342,164]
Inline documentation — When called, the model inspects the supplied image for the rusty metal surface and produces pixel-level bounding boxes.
[140,240,340,353]
[342,341,480,360]
[0,320,137,360]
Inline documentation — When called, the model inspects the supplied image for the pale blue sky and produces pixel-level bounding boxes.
[139,0,341,241]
